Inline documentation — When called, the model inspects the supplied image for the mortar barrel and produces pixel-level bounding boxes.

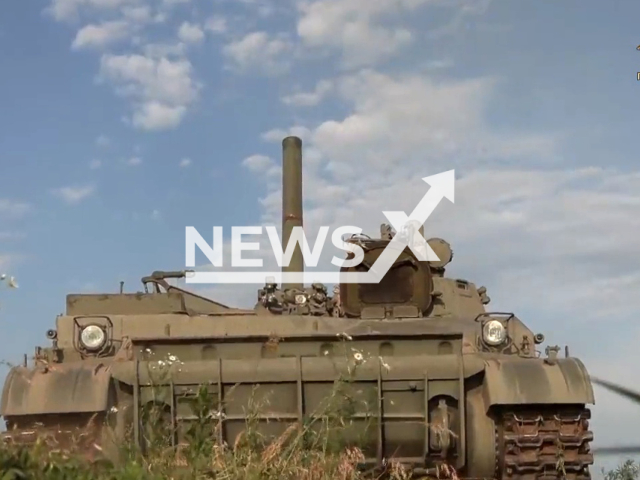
[282,136,303,290]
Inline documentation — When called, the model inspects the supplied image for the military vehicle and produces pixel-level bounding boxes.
[0,136,597,479]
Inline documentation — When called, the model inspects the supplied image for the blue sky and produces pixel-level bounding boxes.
[2,0,640,474]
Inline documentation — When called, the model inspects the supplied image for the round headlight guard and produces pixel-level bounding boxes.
[80,325,106,350]
[482,319,507,346]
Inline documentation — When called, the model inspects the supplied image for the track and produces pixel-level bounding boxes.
[1,413,106,460]
[495,406,594,480]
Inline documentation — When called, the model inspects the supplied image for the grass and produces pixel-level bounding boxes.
[1,419,637,480]
[1,398,639,480]
[0,344,637,479]
[0,341,420,480]
[605,461,640,480]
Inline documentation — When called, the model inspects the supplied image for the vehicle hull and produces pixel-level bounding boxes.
[1,353,595,478]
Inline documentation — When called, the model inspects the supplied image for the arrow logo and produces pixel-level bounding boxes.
[353,170,455,283]
[382,170,454,261]
[186,169,455,284]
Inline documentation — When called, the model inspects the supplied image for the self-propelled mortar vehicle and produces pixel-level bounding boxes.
[0,136,595,479]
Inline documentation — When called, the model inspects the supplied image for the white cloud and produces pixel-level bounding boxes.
[296,0,421,68]
[98,53,200,130]
[47,0,142,22]
[132,102,186,130]
[125,156,142,166]
[121,5,154,23]
[51,185,95,204]
[242,154,279,175]
[281,79,333,107]
[252,69,557,236]
[222,31,293,75]
[95,134,110,147]
[179,157,192,167]
[294,0,495,69]
[205,15,227,34]
[50,0,201,128]
[46,0,83,21]
[427,0,493,39]
[89,159,102,169]
[242,154,271,170]
[235,0,276,18]
[177,22,204,44]
[261,126,312,143]
[48,0,185,19]
[0,200,30,218]
[71,20,130,50]
[151,209,161,219]
[98,54,198,105]
[142,42,186,58]
[307,70,553,172]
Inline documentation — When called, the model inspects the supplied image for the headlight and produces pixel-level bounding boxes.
[482,320,507,346]
[80,325,106,350]
[295,294,307,305]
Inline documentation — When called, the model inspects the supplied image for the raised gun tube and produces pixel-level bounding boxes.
[281,136,304,291]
